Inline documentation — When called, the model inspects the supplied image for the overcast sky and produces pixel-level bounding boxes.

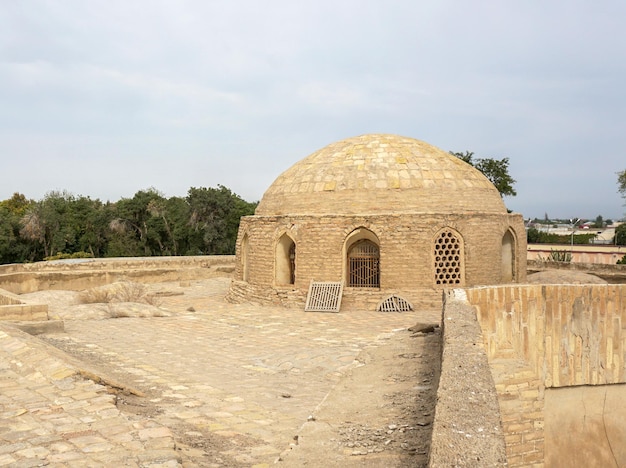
[1,1,625,220]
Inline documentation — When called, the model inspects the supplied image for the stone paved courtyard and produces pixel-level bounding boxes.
[2,278,441,467]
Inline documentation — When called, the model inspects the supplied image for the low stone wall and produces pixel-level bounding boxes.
[226,280,306,307]
[527,244,626,265]
[0,288,48,321]
[0,256,235,294]
[0,256,233,273]
[429,290,507,467]
[0,289,21,306]
[528,259,626,283]
[227,280,443,312]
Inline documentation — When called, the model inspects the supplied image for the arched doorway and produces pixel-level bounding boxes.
[347,239,380,287]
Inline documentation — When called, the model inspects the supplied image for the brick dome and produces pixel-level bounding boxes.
[256,134,506,216]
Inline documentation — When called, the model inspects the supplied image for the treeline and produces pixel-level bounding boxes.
[0,186,257,264]
[527,226,626,245]
[526,228,597,245]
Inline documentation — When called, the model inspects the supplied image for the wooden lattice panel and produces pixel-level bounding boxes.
[305,281,344,312]
[377,294,414,312]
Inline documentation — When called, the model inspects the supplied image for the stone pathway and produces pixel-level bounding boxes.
[0,325,179,467]
[2,278,441,467]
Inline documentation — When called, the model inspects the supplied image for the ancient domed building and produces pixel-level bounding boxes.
[227,134,526,309]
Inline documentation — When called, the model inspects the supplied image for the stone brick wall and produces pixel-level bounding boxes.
[528,244,626,265]
[463,283,626,467]
[0,288,49,321]
[0,289,21,306]
[0,256,233,274]
[468,284,626,386]
[0,256,235,294]
[232,212,526,308]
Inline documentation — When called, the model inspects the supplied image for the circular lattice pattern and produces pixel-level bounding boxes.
[434,230,462,285]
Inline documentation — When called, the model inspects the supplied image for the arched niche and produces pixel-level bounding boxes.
[241,233,250,282]
[275,233,296,286]
[501,229,516,283]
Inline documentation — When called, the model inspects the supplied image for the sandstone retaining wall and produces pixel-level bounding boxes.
[0,256,235,294]
[462,283,626,467]
[0,288,49,321]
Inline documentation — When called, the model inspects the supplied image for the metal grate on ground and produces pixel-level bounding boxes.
[377,294,414,312]
[305,281,344,312]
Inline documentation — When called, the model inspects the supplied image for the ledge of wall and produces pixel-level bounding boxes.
[0,256,236,294]
[227,279,444,314]
[0,288,49,321]
[0,256,235,274]
[429,290,507,467]
[527,259,626,283]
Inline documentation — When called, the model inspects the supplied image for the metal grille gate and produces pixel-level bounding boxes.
[305,281,344,312]
[348,240,380,288]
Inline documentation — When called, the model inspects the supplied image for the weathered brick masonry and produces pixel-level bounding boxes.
[465,284,626,467]
[229,213,525,308]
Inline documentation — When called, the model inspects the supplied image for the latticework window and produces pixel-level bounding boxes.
[348,239,380,287]
[434,230,463,285]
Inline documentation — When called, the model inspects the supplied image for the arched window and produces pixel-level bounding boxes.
[348,239,380,288]
[501,229,515,282]
[241,233,250,282]
[275,233,296,285]
[434,229,464,286]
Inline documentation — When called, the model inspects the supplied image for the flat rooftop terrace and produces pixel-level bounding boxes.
[1,277,441,467]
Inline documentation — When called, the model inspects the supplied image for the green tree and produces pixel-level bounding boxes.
[527,227,596,245]
[615,223,626,246]
[0,193,35,263]
[0,192,31,217]
[0,184,257,264]
[18,191,106,260]
[594,215,604,228]
[71,196,111,258]
[110,188,165,256]
[187,186,257,255]
[164,196,193,255]
[618,170,626,206]
[526,227,542,243]
[19,191,72,259]
[450,151,517,197]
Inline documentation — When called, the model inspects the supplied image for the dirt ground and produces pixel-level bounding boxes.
[278,326,441,467]
[27,280,442,466]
